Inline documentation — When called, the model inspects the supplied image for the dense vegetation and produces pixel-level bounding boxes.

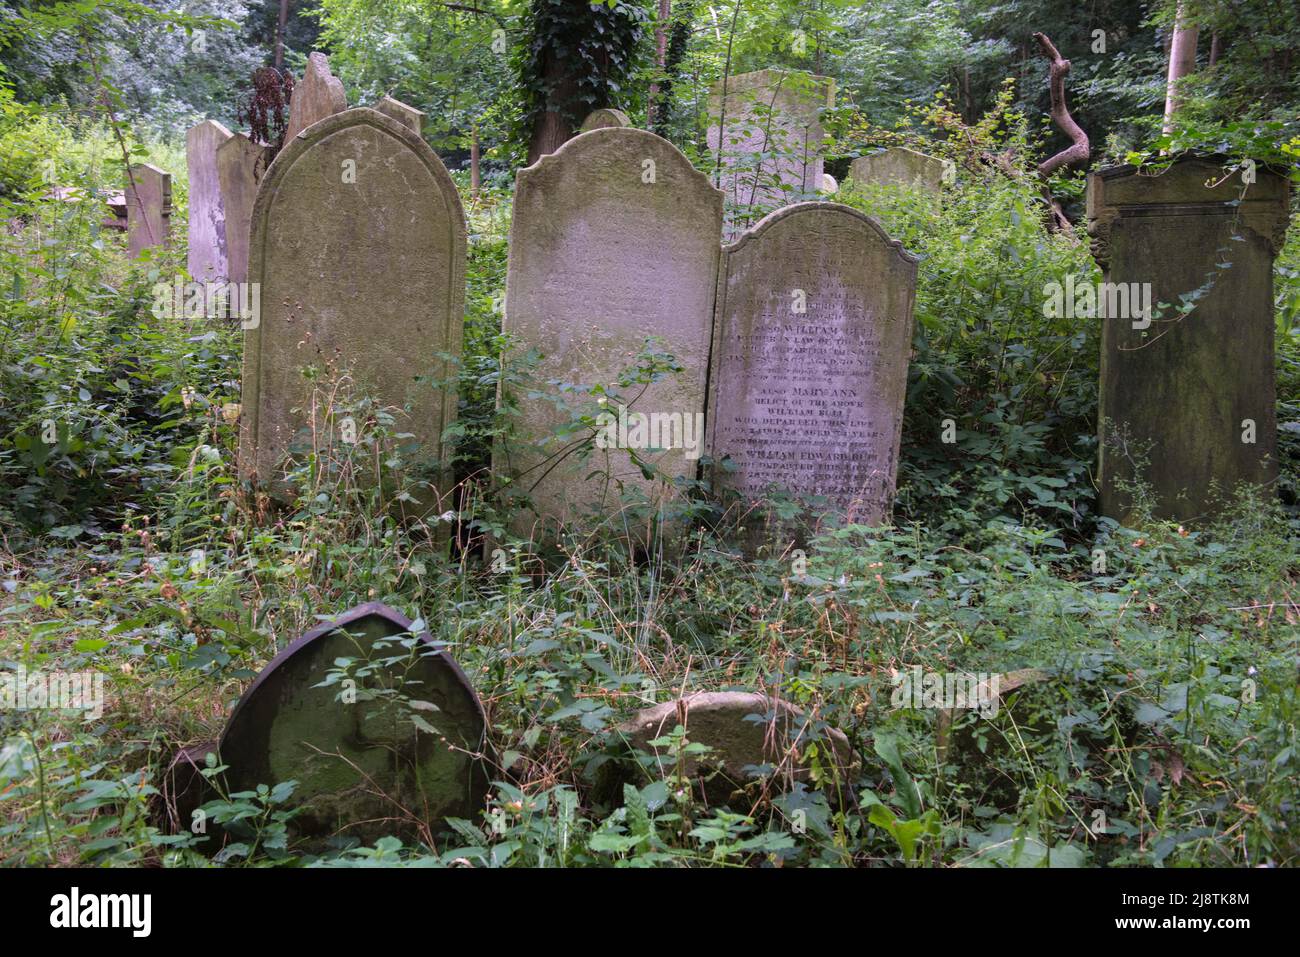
[0,0,1297,867]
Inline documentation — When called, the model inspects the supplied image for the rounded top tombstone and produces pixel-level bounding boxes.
[217,602,489,849]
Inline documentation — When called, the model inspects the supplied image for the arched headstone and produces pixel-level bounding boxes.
[240,108,466,500]
[499,127,723,539]
[706,202,918,527]
[579,108,632,132]
[216,602,489,849]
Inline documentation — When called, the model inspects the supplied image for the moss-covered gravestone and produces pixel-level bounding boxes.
[847,147,947,194]
[1088,157,1291,522]
[239,108,466,500]
[499,127,723,541]
[212,602,489,850]
[706,203,918,530]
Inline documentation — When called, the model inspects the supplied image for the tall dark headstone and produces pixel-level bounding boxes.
[1089,157,1291,521]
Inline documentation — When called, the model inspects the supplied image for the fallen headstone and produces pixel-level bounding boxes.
[608,691,858,809]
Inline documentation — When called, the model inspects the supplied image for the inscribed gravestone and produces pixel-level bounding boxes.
[500,127,723,538]
[1088,156,1291,522]
[707,69,834,235]
[375,95,424,136]
[240,108,466,500]
[579,108,632,132]
[215,132,266,286]
[848,147,947,194]
[186,120,233,281]
[285,52,347,142]
[706,202,918,526]
[126,163,171,259]
[216,602,489,848]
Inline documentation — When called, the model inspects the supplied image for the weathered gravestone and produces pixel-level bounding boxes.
[125,163,171,259]
[707,202,918,527]
[1088,157,1291,522]
[821,173,838,194]
[707,69,834,235]
[240,108,466,500]
[579,108,632,132]
[285,52,347,142]
[215,132,267,286]
[607,692,858,809]
[848,147,947,194]
[186,120,233,281]
[211,602,489,850]
[375,95,424,136]
[499,127,723,539]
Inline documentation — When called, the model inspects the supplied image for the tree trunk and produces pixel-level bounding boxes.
[647,0,671,127]
[274,0,290,70]
[527,51,578,165]
[1162,2,1199,134]
[470,121,481,198]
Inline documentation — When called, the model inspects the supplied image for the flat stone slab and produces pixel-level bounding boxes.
[215,602,489,850]
[613,691,857,808]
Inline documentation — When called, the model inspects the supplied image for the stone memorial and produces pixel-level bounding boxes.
[609,691,858,808]
[499,127,724,539]
[205,602,489,850]
[125,163,171,259]
[579,108,632,132]
[848,146,947,194]
[707,69,834,234]
[215,132,267,286]
[706,202,918,527]
[1089,156,1291,522]
[186,119,233,282]
[240,108,466,500]
[375,95,425,136]
[285,51,347,142]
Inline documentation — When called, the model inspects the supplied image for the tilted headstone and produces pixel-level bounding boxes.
[706,202,918,527]
[215,132,267,286]
[125,164,172,259]
[285,51,347,142]
[499,127,723,539]
[186,120,233,282]
[707,69,834,235]
[579,108,632,132]
[1088,156,1291,522]
[375,95,424,136]
[240,108,466,500]
[213,602,489,849]
[848,147,947,194]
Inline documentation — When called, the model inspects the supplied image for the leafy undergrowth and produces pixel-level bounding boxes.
[2,477,1296,867]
